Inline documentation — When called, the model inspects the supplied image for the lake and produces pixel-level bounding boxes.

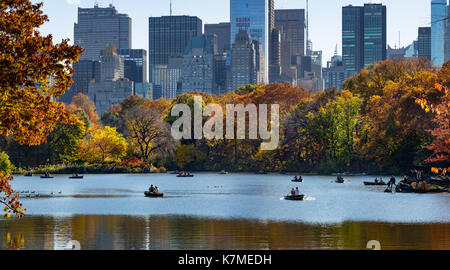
[1,173,449,250]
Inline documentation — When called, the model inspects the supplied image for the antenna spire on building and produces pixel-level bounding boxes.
[170,0,173,16]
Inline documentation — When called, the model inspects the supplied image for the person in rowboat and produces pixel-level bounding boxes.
[295,187,300,196]
[149,185,155,193]
[154,186,159,193]
[293,176,298,181]
[291,188,295,196]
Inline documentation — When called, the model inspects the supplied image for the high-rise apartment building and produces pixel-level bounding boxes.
[88,45,133,115]
[230,0,271,83]
[205,23,231,53]
[431,0,447,66]
[418,27,432,61]
[181,36,214,94]
[149,16,202,83]
[342,4,386,73]
[74,4,131,61]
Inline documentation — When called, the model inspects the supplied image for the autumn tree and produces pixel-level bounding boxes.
[0,0,82,217]
[66,93,100,126]
[78,126,128,164]
[415,83,450,171]
[123,105,175,162]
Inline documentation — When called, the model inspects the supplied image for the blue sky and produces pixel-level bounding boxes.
[34,0,433,65]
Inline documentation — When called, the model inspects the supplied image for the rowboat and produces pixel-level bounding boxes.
[144,191,164,198]
[69,175,84,179]
[364,181,387,186]
[284,195,305,201]
[176,174,194,178]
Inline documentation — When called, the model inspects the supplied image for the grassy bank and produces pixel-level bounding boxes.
[14,163,167,175]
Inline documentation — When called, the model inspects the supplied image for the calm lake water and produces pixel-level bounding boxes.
[1,173,449,250]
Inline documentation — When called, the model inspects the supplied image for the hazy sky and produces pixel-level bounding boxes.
[33,0,433,65]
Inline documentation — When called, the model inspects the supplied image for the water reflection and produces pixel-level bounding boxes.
[1,215,449,250]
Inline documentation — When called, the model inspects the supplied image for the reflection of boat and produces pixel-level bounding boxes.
[176,174,194,178]
[144,191,164,198]
[220,170,229,175]
[40,175,54,179]
[364,181,387,186]
[255,170,267,175]
[24,173,33,177]
[69,175,84,179]
[284,195,305,201]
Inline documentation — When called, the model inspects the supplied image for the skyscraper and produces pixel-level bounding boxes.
[230,0,271,83]
[205,23,231,53]
[148,16,202,83]
[445,4,450,62]
[431,0,447,66]
[418,27,432,61]
[230,30,264,91]
[363,4,387,67]
[342,5,364,73]
[181,35,214,94]
[275,9,306,84]
[342,4,386,73]
[88,45,133,115]
[74,4,131,61]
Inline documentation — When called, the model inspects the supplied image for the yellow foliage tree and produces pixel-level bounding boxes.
[78,126,128,163]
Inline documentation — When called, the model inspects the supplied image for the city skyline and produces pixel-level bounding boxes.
[34,0,433,66]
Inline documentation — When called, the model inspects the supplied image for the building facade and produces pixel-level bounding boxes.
[322,55,354,90]
[74,4,131,61]
[418,27,432,61]
[204,23,231,53]
[445,5,450,62]
[181,35,214,94]
[342,5,364,73]
[118,49,147,83]
[60,60,101,104]
[88,45,133,115]
[431,0,447,66]
[342,4,386,73]
[363,4,387,67]
[230,0,270,83]
[230,30,264,91]
[149,16,202,83]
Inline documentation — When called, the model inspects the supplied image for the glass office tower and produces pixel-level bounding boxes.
[363,4,387,68]
[431,0,447,66]
[342,5,364,73]
[230,0,269,83]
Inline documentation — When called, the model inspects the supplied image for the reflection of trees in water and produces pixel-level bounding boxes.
[0,216,449,250]
[2,232,25,250]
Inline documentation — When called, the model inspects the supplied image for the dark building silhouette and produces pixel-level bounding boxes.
[418,27,432,61]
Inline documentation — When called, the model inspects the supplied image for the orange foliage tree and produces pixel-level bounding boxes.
[415,83,450,173]
[0,0,83,217]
